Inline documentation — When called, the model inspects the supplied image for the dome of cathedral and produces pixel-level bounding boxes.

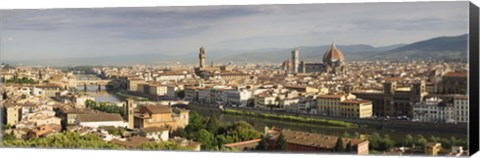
[322,42,345,63]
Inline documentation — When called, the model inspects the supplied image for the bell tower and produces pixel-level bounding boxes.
[199,47,206,68]
[125,98,135,129]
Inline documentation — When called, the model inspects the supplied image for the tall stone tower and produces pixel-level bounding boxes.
[291,49,299,74]
[125,98,135,129]
[199,47,206,68]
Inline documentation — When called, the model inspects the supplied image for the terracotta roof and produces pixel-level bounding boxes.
[444,72,467,78]
[140,127,169,133]
[342,99,372,104]
[111,136,150,148]
[317,94,344,99]
[269,129,367,149]
[143,105,172,114]
[77,113,124,122]
[323,42,345,63]
[224,139,261,148]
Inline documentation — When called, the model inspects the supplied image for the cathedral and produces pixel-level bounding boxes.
[291,42,347,75]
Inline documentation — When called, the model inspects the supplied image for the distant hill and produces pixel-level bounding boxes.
[370,34,468,60]
[4,34,468,66]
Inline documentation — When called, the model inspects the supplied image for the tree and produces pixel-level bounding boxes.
[275,132,288,151]
[334,136,345,152]
[256,135,270,151]
[352,132,360,139]
[379,134,395,150]
[403,134,414,147]
[450,136,457,146]
[195,129,216,150]
[206,113,222,134]
[345,141,353,152]
[367,132,381,150]
[171,128,188,138]
[342,131,350,138]
[176,90,185,99]
[429,135,439,143]
[415,134,428,146]
[226,121,261,142]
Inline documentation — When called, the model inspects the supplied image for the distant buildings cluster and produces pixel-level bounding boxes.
[0,43,469,154]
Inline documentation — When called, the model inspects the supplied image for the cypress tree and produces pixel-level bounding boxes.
[334,136,345,152]
[256,135,270,150]
[346,141,353,152]
[275,132,288,151]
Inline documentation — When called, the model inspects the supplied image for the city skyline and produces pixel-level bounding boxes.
[1,1,469,61]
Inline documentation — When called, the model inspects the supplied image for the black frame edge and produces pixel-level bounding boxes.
[469,1,480,156]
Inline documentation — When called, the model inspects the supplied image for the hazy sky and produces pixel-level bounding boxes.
[1,1,469,61]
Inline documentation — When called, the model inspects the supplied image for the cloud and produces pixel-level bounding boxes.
[0,1,469,61]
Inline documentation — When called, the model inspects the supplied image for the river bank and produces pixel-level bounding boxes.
[223,109,354,128]
[186,103,467,143]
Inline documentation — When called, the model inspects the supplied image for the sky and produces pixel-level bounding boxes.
[0,1,469,61]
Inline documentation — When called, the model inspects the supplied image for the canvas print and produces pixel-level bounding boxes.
[0,1,474,156]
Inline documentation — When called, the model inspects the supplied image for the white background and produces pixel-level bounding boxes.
[1,0,479,158]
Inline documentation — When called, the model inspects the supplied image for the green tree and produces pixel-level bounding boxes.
[403,134,414,147]
[342,131,350,138]
[367,132,381,150]
[184,111,206,140]
[352,132,360,139]
[226,121,261,142]
[176,90,185,99]
[256,135,270,151]
[275,132,288,151]
[415,135,428,146]
[215,135,234,148]
[379,134,395,150]
[171,128,188,138]
[195,129,216,150]
[450,136,457,146]
[345,141,353,152]
[334,136,345,152]
[206,113,222,134]
[429,136,439,143]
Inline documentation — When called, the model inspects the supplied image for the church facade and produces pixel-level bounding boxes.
[293,42,347,75]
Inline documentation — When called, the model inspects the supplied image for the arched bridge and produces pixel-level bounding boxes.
[76,79,112,85]
[76,79,112,91]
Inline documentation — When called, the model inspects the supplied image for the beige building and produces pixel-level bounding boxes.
[149,84,168,96]
[127,78,145,92]
[127,100,189,131]
[317,94,372,118]
[6,105,22,125]
[341,99,373,118]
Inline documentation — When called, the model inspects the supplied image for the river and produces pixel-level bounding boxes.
[190,105,467,142]
[75,74,122,103]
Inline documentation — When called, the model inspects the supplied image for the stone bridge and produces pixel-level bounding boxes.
[76,79,112,91]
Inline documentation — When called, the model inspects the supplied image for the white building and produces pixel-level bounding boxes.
[453,95,468,123]
[224,89,252,107]
[166,85,179,99]
[154,74,186,81]
[74,95,95,109]
[197,88,212,104]
[76,113,127,128]
[254,92,278,109]
[139,127,169,142]
[413,97,455,123]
